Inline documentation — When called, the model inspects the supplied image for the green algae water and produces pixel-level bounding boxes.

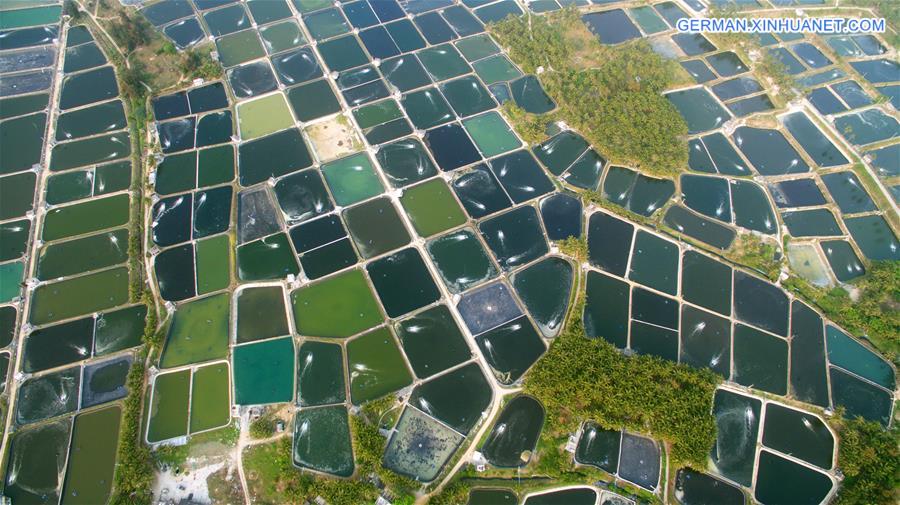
[62,406,121,505]
[347,327,413,404]
[41,193,130,241]
[29,267,129,325]
[148,370,190,443]
[291,269,382,338]
[160,293,229,368]
[190,363,230,433]
[236,286,289,344]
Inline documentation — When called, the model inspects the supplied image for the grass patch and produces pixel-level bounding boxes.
[153,423,240,469]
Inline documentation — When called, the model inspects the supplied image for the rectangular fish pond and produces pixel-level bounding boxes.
[61,406,121,505]
[147,362,231,443]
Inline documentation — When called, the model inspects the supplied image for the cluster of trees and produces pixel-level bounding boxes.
[524,317,720,467]
[110,352,153,504]
[350,414,418,499]
[107,10,153,54]
[501,101,550,145]
[249,413,277,439]
[430,480,470,505]
[62,0,82,20]
[831,415,900,504]
[180,48,224,81]
[785,261,900,360]
[847,0,900,46]
[725,233,782,281]
[489,10,689,177]
[489,11,570,74]
[555,236,588,262]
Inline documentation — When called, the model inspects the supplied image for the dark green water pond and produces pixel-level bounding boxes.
[410,362,491,435]
[680,305,731,377]
[467,488,517,505]
[476,316,545,385]
[1,112,45,174]
[293,406,354,477]
[754,450,832,505]
[396,305,470,380]
[583,270,629,347]
[666,88,730,133]
[523,488,597,505]
[236,233,299,282]
[675,468,744,505]
[297,340,345,407]
[829,366,893,426]
[479,206,548,271]
[512,257,572,337]
[4,418,70,504]
[42,193,129,241]
[602,166,674,216]
[782,111,847,167]
[733,271,788,337]
[732,126,808,175]
[95,304,146,356]
[481,395,544,467]
[23,316,92,373]
[844,215,900,261]
[427,228,498,294]
[59,66,118,110]
[789,301,828,407]
[17,365,81,424]
[628,230,678,296]
[37,228,128,280]
[50,131,131,172]
[762,403,833,469]
[368,248,440,318]
[575,421,620,473]
[343,196,411,259]
[29,266,128,326]
[733,323,788,395]
[710,388,760,486]
[664,205,735,250]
